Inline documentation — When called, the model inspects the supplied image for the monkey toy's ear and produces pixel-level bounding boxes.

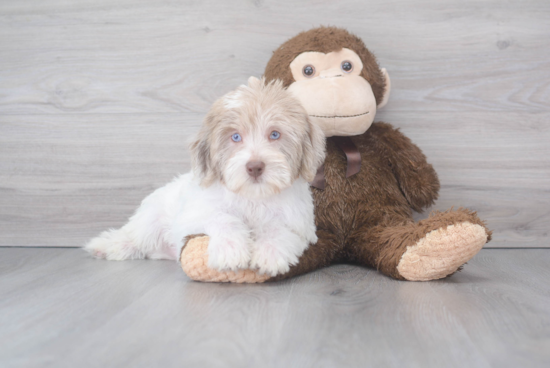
[377,68,391,109]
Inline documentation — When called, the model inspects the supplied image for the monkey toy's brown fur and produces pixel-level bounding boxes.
[180,27,491,283]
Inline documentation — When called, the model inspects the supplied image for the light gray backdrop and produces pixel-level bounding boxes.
[0,0,548,247]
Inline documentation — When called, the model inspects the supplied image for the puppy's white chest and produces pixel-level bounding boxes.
[232,201,283,227]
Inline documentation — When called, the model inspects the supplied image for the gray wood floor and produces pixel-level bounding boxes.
[1,0,549,248]
[1,248,549,368]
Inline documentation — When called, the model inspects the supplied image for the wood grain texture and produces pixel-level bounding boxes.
[1,0,549,115]
[0,248,549,367]
[0,0,549,247]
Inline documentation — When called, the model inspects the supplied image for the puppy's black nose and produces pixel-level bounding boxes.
[246,161,265,179]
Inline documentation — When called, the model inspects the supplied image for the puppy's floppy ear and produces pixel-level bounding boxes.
[190,128,216,187]
[247,76,261,88]
[300,118,326,182]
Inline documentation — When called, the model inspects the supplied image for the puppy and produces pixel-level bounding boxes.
[84,77,325,276]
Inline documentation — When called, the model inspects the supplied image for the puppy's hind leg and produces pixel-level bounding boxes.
[85,207,180,261]
[84,177,185,261]
[84,225,143,260]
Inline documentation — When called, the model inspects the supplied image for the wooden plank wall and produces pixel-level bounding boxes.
[0,0,548,247]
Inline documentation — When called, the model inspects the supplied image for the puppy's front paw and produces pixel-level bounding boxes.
[250,241,300,277]
[207,236,251,272]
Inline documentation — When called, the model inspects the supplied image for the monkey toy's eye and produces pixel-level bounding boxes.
[302,65,315,77]
[269,131,281,140]
[341,61,353,73]
[231,133,242,142]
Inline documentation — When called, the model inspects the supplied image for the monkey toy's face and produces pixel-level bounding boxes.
[287,48,390,137]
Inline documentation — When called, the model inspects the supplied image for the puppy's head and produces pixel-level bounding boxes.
[190,76,325,199]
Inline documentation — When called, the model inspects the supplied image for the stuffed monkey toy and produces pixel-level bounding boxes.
[180,27,491,283]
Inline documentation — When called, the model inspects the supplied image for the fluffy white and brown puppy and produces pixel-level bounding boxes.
[84,77,325,276]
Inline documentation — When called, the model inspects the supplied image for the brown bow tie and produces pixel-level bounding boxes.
[310,136,361,190]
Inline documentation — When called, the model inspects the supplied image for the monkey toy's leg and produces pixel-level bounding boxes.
[345,208,492,281]
[180,230,341,283]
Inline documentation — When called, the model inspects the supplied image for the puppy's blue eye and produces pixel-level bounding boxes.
[270,131,281,140]
[231,133,242,142]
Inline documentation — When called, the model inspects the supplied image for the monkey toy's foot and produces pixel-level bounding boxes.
[180,235,270,283]
[396,210,491,281]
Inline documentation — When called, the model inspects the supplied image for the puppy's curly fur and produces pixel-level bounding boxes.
[84,77,325,277]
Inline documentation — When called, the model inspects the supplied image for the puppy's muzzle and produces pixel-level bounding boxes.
[246,161,265,179]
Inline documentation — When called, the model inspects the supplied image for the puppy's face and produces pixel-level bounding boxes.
[191,77,325,199]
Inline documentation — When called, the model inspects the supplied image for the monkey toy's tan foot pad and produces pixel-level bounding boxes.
[397,222,489,281]
[180,235,270,283]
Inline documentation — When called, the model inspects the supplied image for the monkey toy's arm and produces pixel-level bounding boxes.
[369,122,440,212]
